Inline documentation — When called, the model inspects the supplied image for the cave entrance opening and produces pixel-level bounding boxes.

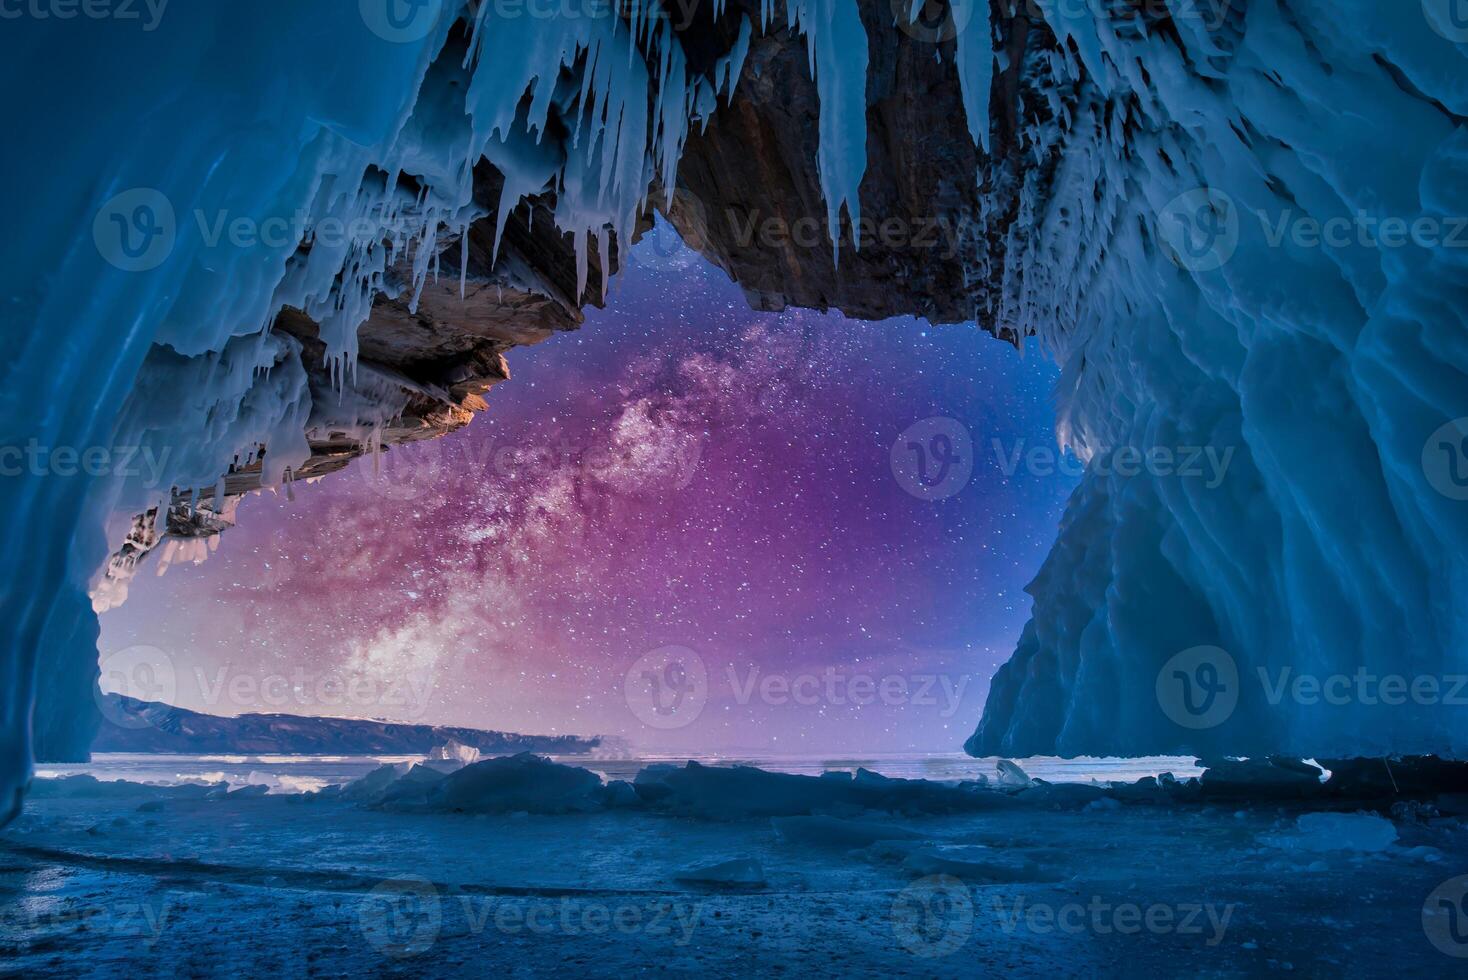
[83,218,1074,774]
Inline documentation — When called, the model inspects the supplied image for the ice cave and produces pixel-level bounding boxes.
[3,0,1468,975]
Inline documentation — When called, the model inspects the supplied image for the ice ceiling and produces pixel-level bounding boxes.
[3,0,1468,820]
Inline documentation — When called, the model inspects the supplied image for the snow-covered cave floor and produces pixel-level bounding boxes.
[3,773,1467,977]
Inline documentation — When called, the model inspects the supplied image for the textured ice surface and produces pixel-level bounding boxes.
[969,0,1468,761]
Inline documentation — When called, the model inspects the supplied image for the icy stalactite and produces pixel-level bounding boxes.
[950,0,995,153]
[971,0,1468,759]
[787,0,870,258]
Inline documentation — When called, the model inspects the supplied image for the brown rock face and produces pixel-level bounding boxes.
[663,0,1049,342]
[665,0,986,325]
[275,166,630,493]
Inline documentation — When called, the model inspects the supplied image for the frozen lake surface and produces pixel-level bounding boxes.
[4,753,1464,976]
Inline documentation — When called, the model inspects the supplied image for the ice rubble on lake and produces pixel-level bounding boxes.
[629,760,1021,817]
[324,752,1468,817]
[335,755,1025,816]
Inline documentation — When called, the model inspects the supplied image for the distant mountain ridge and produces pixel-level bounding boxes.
[93,694,603,756]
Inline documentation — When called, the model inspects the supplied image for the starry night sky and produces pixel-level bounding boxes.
[100,228,1077,754]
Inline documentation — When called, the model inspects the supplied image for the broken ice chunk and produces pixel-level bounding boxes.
[901,845,1042,883]
[598,779,642,808]
[633,761,1018,819]
[340,763,410,802]
[427,739,481,766]
[675,857,765,889]
[996,760,1034,788]
[1261,812,1397,852]
[428,753,603,814]
[1014,782,1106,809]
[373,764,449,806]
[1198,758,1325,800]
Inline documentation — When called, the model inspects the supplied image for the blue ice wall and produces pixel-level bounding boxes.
[970,0,1468,759]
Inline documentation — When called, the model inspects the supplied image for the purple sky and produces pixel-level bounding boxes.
[100,229,1076,753]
